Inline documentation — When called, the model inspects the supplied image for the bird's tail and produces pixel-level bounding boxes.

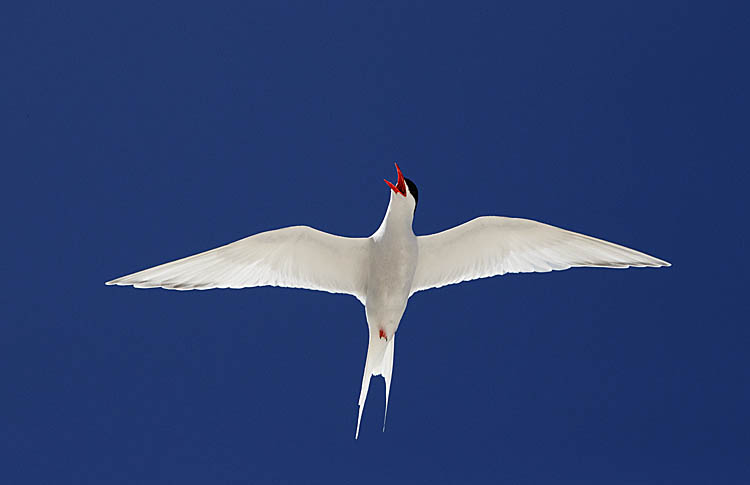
[355,329,396,439]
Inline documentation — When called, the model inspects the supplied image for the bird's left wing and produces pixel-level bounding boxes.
[411,216,669,294]
[106,226,370,301]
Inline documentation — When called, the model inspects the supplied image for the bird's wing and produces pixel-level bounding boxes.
[106,226,370,301]
[411,216,669,294]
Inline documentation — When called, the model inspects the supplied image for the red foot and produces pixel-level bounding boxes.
[379,329,388,341]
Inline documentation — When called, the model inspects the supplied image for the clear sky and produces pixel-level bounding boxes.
[3,1,748,484]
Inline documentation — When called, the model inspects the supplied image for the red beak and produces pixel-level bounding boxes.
[384,163,407,197]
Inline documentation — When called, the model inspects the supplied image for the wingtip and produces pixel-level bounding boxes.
[105,278,129,286]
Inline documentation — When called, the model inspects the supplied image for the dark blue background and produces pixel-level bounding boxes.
[3,1,748,483]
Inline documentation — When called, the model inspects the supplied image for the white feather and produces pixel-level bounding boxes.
[106,226,370,302]
[412,216,669,294]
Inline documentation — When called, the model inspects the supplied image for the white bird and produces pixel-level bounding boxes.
[106,163,670,438]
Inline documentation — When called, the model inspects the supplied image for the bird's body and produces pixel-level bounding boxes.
[106,164,669,438]
[366,190,418,339]
[358,186,418,436]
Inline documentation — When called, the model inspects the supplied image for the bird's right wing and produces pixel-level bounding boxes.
[106,226,371,302]
[411,216,669,294]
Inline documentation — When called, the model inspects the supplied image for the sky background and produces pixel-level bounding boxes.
[2,1,749,484]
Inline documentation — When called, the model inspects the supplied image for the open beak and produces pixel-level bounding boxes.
[384,163,407,197]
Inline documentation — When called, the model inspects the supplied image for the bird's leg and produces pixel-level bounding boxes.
[379,329,388,341]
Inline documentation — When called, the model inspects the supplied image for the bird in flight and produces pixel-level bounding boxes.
[106,163,669,438]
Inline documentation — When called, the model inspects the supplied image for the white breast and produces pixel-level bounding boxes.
[365,223,418,335]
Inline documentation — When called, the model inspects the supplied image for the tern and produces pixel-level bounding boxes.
[106,163,669,438]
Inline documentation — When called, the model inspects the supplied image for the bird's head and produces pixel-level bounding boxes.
[384,162,418,213]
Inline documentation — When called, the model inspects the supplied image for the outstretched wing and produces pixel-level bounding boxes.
[106,226,370,301]
[411,216,669,294]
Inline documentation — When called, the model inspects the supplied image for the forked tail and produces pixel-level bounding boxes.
[355,329,396,439]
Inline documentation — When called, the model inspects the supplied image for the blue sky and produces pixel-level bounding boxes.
[3,1,749,484]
